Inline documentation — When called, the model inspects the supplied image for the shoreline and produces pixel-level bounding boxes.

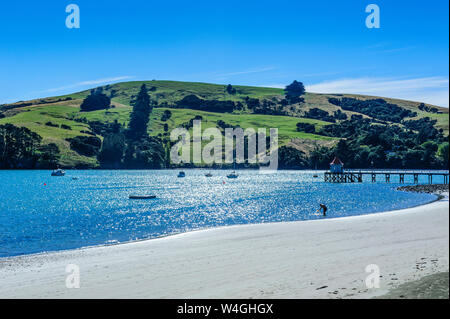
[0,186,442,261]
[0,191,448,298]
[397,184,449,195]
[375,271,449,299]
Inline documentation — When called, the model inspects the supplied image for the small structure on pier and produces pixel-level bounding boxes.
[330,157,344,173]
[325,156,361,183]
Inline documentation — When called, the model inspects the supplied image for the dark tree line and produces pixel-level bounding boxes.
[418,103,441,114]
[67,136,102,157]
[296,122,316,134]
[176,95,235,113]
[278,146,309,169]
[309,116,448,169]
[328,97,417,123]
[303,108,336,123]
[0,124,60,169]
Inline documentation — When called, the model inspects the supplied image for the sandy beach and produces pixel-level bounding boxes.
[0,193,448,299]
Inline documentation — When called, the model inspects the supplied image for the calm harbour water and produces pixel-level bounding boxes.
[0,170,441,258]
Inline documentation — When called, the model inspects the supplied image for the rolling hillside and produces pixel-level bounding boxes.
[1,80,448,168]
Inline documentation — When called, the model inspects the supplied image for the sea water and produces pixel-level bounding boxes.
[0,170,441,257]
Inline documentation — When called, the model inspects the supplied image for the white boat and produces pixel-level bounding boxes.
[51,169,65,176]
[177,171,186,178]
[226,171,238,179]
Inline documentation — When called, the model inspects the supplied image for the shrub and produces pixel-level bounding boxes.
[333,109,348,120]
[226,84,236,95]
[245,97,260,110]
[45,121,59,127]
[296,122,315,133]
[181,116,203,129]
[304,108,335,122]
[161,110,172,121]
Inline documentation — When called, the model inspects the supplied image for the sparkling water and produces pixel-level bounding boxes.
[0,170,439,257]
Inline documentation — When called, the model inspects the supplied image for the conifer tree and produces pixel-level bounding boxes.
[128,84,152,140]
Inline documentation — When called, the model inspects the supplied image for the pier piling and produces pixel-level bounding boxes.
[324,171,449,184]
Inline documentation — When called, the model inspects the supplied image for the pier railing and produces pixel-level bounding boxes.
[324,170,449,184]
[345,169,449,174]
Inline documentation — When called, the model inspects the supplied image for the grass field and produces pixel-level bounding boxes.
[1,80,448,167]
[58,80,285,106]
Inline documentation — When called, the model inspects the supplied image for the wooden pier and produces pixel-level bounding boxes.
[324,170,449,184]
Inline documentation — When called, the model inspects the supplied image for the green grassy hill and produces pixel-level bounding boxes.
[1,80,448,168]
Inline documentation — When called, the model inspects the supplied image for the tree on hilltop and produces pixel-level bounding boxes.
[226,84,236,95]
[80,87,111,111]
[284,80,305,104]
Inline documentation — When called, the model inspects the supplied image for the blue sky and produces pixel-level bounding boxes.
[0,0,448,106]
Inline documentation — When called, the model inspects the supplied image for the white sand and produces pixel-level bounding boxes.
[0,194,448,299]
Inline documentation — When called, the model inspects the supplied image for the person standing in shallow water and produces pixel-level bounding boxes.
[319,204,327,216]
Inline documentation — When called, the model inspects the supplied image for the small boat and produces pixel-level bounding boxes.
[51,169,65,176]
[177,171,186,178]
[129,195,156,199]
[226,171,238,179]
[205,172,213,177]
[313,174,318,178]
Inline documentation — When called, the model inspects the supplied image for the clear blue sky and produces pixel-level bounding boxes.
[0,0,448,106]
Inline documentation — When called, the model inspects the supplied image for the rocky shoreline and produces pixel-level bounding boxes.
[397,184,449,195]
[375,272,449,299]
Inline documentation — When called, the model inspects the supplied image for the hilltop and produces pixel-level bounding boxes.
[0,80,448,169]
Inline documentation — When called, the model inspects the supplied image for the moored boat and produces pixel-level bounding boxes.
[226,171,238,179]
[51,169,65,176]
[177,171,186,178]
[129,195,156,199]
